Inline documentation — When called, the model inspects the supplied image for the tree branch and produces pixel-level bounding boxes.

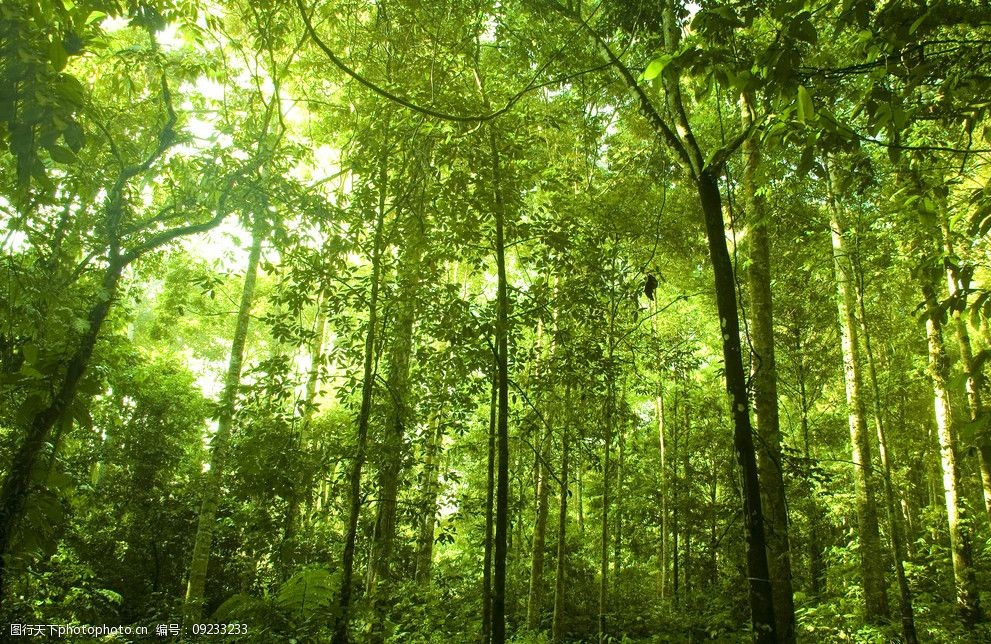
[550,2,695,174]
[296,0,555,123]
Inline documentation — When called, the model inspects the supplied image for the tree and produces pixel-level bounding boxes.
[0,18,270,603]
[182,205,266,624]
[825,159,890,622]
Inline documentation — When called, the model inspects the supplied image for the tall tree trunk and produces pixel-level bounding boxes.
[854,265,918,643]
[554,2,774,634]
[598,387,611,644]
[652,290,668,599]
[552,385,570,643]
[415,415,442,584]
[183,210,265,625]
[795,330,826,597]
[577,456,585,535]
[614,403,625,583]
[333,150,388,644]
[697,172,777,640]
[368,217,424,643]
[527,315,553,631]
[526,416,551,631]
[488,123,511,644]
[740,91,795,644]
[656,375,668,599]
[482,368,497,644]
[709,461,718,585]
[280,298,327,580]
[599,257,619,644]
[672,394,681,606]
[682,438,691,597]
[826,166,890,622]
[940,217,991,527]
[0,259,124,604]
[920,267,984,624]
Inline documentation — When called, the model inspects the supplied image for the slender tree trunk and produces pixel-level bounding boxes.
[920,267,984,624]
[482,369,497,644]
[697,172,777,640]
[577,457,585,535]
[614,406,625,583]
[652,291,667,599]
[527,317,553,632]
[369,218,424,643]
[683,441,691,597]
[599,260,619,644]
[415,415,442,584]
[598,387,611,644]
[333,150,388,644]
[794,329,825,597]
[740,91,795,644]
[488,124,511,644]
[672,395,680,606]
[183,210,265,625]
[826,167,890,622]
[656,375,668,600]
[554,2,774,634]
[709,462,718,584]
[526,420,551,631]
[854,267,918,643]
[552,385,570,643]
[940,217,991,527]
[280,299,327,579]
[0,260,124,604]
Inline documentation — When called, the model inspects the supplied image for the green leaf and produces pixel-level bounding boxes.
[909,9,930,35]
[642,55,671,81]
[63,119,85,152]
[961,411,991,445]
[797,85,814,123]
[49,145,77,164]
[275,567,340,618]
[49,40,68,72]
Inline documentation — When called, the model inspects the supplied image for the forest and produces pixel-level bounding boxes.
[1,0,991,642]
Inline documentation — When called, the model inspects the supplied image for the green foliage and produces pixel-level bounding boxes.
[1,0,990,642]
[211,567,341,640]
